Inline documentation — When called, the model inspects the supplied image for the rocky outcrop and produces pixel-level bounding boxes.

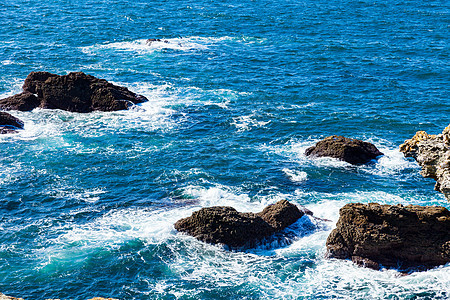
[174,200,311,248]
[0,71,148,113]
[305,135,384,165]
[326,203,450,270]
[400,126,450,201]
[0,112,24,134]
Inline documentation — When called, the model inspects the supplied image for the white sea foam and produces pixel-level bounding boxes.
[56,207,184,247]
[1,60,14,65]
[0,77,23,98]
[182,185,267,212]
[292,189,433,224]
[0,81,249,147]
[161,85,248,109]
[43,183,307,252]
[0,81,177,144]
[0,162,28,186]
[264,137,419,175]
[48,187,106,203]
[263,138,351,168]
[231,114,270,132]
[30,181,449,299]
[282,168,308,182]
[80,36,234,55]
[360,143,420,176]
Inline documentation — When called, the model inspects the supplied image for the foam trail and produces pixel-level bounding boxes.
[80,36,235,55]
[264,137,419,174]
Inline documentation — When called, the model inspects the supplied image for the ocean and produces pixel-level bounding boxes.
[0,0,449,299]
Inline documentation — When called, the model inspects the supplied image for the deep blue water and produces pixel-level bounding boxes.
[0,0,449,299]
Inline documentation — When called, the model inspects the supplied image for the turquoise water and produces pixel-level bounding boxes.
[1,0,449,299]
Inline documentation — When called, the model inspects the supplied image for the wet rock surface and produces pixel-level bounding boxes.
[326,203,450,270]
[0,112,24,134]
[400,126,450,201]
[0,71,148,113]
[174,200,309,248]
[305,135,384,165]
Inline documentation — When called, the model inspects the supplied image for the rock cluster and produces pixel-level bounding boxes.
[326,203,450,270]
[0,72,148,113]
[0,112,24,134]
[305,135,384,165]
[400,126,450,201]
[174,200,310,247]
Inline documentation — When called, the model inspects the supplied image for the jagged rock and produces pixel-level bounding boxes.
[0,71,148,113]
[400,126,450,201]
[305,135,384,165]
[174,200,309,247]
[326,203,450,270]
[0,293,23,300]
[0,112,24,134]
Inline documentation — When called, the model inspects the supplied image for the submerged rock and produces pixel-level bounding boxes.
[0,112,24,134]
[174,200,310,248]
[146,38,169,45]
[400,126,450,201]
[0,71,148,113]
[305,135,384,165]
[326,203,450,270]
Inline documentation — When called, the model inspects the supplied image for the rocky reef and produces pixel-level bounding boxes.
[0,112,24,134]
[0,71,148,113]
[400,126,450,201]
[326,203,450,270]
[174,200,312,248]
[305,135,384,165]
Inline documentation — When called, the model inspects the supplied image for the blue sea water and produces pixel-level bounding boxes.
[0,0,449,299]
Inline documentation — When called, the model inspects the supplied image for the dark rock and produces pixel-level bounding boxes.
[0,92,40,111]
[258,200,308,230]
[305,135,384,165]
[0,112,24,129]
[174,200,307,248]
[0,112,24,134]
[0,71,148,113]
[22,71,57,94]
[326,203,450,270]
